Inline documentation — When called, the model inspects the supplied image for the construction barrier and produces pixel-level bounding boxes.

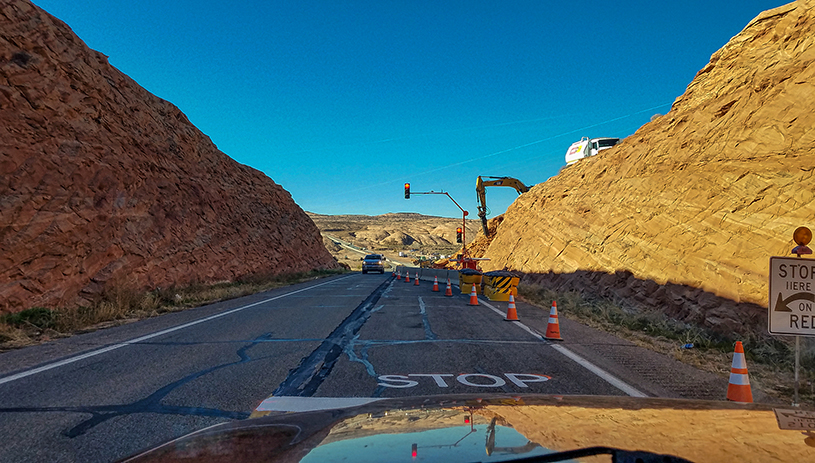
[459,269,482,294]
[482,271,520,301]
[394,266,461,286]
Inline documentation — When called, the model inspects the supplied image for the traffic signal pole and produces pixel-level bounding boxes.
[404,183,470,264]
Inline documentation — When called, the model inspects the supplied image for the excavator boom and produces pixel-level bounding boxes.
[476,176,530,236]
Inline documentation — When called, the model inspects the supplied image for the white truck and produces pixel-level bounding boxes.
[564,137,620,165]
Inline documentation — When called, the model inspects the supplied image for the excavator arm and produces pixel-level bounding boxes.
[476,176,530,236]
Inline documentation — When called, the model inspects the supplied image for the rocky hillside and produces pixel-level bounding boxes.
[309,212,479,269]
[481,0,815,334]
[309,212,479,250]
[0,0,339,312]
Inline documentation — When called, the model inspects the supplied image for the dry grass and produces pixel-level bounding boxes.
[517,283,815,405]
[0,268,348,351]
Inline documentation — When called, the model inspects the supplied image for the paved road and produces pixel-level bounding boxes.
[0,273,731,462]
[322,233,414,267]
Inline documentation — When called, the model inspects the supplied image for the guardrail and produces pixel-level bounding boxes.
[395,266,460,285]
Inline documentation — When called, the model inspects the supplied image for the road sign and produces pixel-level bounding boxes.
[769,256,815,336]
[774,409,815,430]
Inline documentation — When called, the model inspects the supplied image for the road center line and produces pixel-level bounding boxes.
[0,275,355,386]
[478,299,647,398]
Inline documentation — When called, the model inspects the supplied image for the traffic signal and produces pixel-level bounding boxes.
[456,227,462,243]
[404,183,410,199]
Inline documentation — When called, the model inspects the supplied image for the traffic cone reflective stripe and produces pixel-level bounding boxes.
[432,276,439,292]
[468,284,479,306]
[445,278,453,297]
[414,272,420,286]
[544,301,563,341]
[727,341,753,403]
[504,294,519,321]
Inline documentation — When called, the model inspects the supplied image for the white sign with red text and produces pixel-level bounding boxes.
[769,257,815,336]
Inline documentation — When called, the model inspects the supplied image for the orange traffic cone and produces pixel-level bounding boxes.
[726,341,753,403]
[405,272,410,283]
[543,301,563,341]
[414,272,420,286]
[432,276,439,292]
[505,294,519,321]
[397,270,401,280]
[468,283,479,306]
[445,278,453,297]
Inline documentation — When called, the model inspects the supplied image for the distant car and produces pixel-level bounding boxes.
[361,254,385,274]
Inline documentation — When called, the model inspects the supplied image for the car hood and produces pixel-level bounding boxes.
[122,394,815,463]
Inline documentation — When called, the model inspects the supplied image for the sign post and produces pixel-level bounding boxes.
[769,226,814,406]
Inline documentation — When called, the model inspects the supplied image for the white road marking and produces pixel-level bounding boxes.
[0,275,355,386]
[478,299,647,398]
[256,396,381,412]
[375,373,550,389]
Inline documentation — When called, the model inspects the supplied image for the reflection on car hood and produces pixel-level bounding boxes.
[122,394,815,463]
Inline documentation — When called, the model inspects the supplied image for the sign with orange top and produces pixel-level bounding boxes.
[769,226,815,336]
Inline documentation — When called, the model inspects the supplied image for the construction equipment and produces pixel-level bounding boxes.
[476,176,530,237]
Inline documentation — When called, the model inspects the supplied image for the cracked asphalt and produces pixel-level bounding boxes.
[0,272,738,462]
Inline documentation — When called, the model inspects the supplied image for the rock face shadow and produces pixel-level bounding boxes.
[521,270,767,338]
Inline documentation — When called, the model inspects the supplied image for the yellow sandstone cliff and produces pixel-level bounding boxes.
[481,1,815,334]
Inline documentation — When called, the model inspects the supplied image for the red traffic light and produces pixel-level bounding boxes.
[411,443,417,458]
[404,183,410,199]
[456,227,463,243]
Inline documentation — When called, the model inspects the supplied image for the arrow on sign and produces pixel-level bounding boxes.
[774,292,815,312]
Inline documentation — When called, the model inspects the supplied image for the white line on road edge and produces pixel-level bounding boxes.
[256,396,381,412]
[478,300,647,398]
[547,343,646,397]
[0,275,355,386]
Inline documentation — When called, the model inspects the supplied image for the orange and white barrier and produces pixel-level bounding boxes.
[505,294,519,321]
[543,301,562,341]
[726,341,753,403]
[468,284,479,306]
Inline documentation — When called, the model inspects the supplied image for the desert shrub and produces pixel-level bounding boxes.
[2,307,59,330]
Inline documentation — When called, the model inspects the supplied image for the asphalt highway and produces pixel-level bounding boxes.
[0,273,732,462]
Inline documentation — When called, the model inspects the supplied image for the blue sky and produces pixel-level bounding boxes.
[34,0,782,218]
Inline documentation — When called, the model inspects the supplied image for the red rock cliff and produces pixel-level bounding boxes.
[0,0,340,312]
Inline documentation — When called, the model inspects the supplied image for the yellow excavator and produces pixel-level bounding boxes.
[476,176,531,237]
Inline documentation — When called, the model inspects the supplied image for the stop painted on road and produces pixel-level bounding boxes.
[377,373,551,388]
